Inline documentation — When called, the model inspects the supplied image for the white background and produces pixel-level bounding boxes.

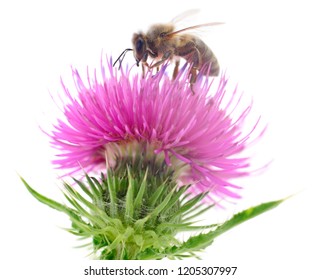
[1,0,319,279]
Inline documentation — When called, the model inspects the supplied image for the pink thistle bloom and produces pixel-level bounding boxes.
[51,58,260,201]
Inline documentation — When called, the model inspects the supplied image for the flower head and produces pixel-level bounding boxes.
[51,57,259,202]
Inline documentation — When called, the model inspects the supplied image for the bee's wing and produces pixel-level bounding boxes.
[165,22,224,37]
[170,9,200,24]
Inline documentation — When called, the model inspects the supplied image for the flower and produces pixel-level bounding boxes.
[50,57,260,202]
[23,56,283,260]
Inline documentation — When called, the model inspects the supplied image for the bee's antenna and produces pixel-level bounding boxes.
[113,48,133,69]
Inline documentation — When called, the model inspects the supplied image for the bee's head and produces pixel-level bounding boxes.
[132,33,147,66]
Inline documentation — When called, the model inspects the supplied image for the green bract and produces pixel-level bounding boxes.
[21,162,284,260]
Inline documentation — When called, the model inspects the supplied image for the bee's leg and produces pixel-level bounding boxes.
[141,61,151,78]
[176,45,201,94]
[172,59,180,80]
[150,51,173,69]
[189,48,201,94]
[189,67,198,94]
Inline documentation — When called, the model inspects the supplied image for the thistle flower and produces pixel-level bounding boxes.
[22,56,284,260]
[51,58,258,202]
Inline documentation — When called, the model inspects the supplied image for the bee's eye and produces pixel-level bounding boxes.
[136,38,144,53]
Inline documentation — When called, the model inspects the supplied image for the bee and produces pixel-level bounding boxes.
[113,14,223,91]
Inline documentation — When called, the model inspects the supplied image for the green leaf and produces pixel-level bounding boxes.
[161,185,189,214]
[63,183,97,212]
[62,192,107,229]
[133,169,147,217]
[148,183,166,207]
[125,167,134,224]
[84,174,101,198]
[212,199,285,238]
[147,186,176,221]
[182,204,215,223]
[169,231,216,254]
[21,176,73,215]
[133,216,149,232]
[105,169,118,218]
[91,175,105,195]
[137,248,162,260]
[72,177,93,200]
[157,222,216,233]
[170,192,209,221]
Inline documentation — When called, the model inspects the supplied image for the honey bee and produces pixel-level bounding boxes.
[113,14,223,91]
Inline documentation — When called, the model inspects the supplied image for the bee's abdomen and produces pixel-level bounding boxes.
[196,38,219,76]
[177,36,220,76]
